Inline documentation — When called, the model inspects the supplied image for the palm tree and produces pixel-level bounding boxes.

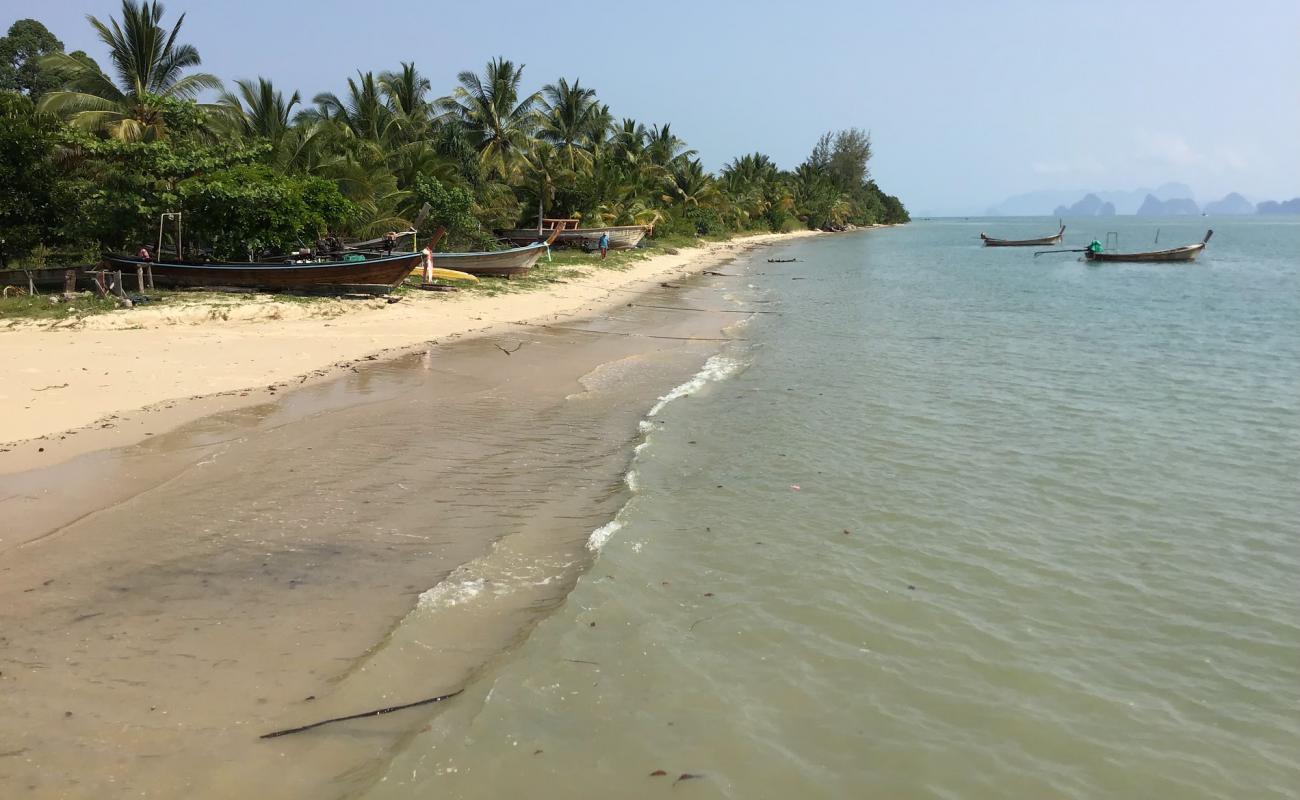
[39,0,221,140]
[312,71,394,143]
[219,77,300,143]
[645,123,696,168]
[439,57,540,181]
[538,77,597,171]
[380,62,432,137]
[609,118,647,167]
[520,141,574,231]
[663,158,718,208]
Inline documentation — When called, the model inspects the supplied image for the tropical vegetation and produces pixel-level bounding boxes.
[0,2,907,267]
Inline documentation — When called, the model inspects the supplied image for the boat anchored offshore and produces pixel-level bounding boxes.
[1083,230,1213,263]
[980,222,1066,247]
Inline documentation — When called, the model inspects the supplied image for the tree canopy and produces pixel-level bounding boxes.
[4,2,908,265]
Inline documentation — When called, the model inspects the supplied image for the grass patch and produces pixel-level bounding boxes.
[0,293,121,323]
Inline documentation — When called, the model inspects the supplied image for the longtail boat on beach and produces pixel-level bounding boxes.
[499,218,650,250]
[428,230,559,278]
[1084,230,1213,263]
[344,229,416,253]
[0,266,97,293]
[101,251,423,293]
[980,223,1066,247]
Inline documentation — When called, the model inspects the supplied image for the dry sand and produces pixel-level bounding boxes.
[0,232,815,473]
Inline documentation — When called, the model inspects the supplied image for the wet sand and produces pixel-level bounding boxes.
[0,267,765,798]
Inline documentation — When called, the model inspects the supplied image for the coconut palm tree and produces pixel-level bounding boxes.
[380,61,433,141]
[312,71,395,143]
[662,158,718,208]
[439,57,540,181]
[609,118,647,168]
[538,77,597,171]
[38,0,221,141]
[645,123,696,168]
[219,77,300,143]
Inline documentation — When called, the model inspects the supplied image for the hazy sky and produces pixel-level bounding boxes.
[14,0,1300,214]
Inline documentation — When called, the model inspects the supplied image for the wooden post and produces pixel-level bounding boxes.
[137,266,145,293]
[64,269,76,295]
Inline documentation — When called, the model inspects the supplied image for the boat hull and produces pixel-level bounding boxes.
[1083,229,1212,263]
[981,225,1066,247]
[499,225,648,250]
[430,243,548,278]
[0,267,97,292]
[1084,244,1205,263]
[102,252,422,293]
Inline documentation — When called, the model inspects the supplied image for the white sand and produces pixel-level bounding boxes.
[0,232,815,461]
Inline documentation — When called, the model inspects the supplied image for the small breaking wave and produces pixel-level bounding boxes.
[587,352,748,551]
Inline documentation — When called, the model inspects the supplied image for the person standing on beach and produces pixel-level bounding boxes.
[421,243,435,284]
[598,231,609,259]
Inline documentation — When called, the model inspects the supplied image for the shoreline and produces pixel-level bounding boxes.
[0,245,788,798]
[0,231,817,474]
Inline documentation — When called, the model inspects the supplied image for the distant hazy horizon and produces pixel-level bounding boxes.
[12,0,1299,216]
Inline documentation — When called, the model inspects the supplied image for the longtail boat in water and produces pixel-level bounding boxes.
[1084,230,1213,263]
[101,251,424,294]
[980,222,1066,247]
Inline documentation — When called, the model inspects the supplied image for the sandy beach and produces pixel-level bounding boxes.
[0,231,815,474]
[0,232,810,799]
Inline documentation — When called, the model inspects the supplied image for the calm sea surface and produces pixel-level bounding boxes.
[365,217,1300,799]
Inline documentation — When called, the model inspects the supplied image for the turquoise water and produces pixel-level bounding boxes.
[366,218,1300,799]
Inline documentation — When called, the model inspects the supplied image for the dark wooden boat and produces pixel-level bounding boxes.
[0,266,97,293]
[980,223,1065,247]
[1084,230,1212,263]
[101,251,423,293]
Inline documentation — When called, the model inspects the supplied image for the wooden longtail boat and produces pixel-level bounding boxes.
[980,223,1066,247]
[429,230,559,278]
[0,266,97,293]
[499,218,650,250]
[428,243,548,278]
[101,251,423,293]
[345,229,416,252]
[1084,230,1213,263]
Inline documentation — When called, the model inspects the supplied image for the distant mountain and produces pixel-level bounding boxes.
[1203,193,1254,215]
[1256,198,1300,215]
[1136,195,1200,216]
[990,182,1195,216]
[1053,193,1116,217]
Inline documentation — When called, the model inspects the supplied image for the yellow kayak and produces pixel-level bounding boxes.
[410,266,480,283]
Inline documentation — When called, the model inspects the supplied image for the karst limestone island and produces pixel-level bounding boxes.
[987,182,1300,217]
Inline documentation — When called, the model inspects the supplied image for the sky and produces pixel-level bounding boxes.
[12,0,1300,215]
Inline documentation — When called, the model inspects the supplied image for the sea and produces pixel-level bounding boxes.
[361,216,1299,799]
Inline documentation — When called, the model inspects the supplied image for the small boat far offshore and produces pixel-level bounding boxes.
[1084,230,1213,263]
[980,222,1066,247]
